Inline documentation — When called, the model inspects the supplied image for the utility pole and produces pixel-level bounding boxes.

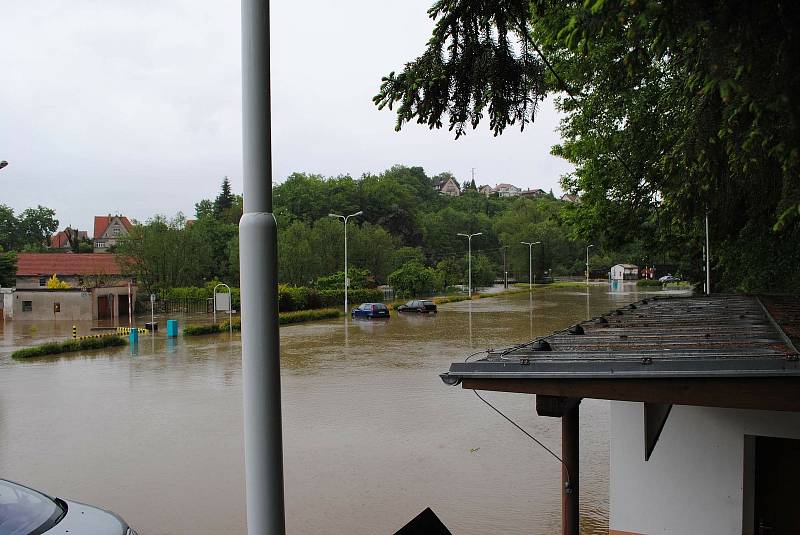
[240,0,286,532]
[329,211,363,314]
[585,244,595,287]
[458,232,482,296]
[705,212,711,295]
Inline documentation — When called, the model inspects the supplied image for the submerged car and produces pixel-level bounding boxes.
[659,274,680,283]
[396,300,438,313]
[351,302,390,319]
[0,479,136,535]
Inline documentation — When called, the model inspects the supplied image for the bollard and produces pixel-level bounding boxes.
[167,319,178,338]
[72,325,77,339]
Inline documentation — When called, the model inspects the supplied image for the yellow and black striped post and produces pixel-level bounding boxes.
[72,325,77,339]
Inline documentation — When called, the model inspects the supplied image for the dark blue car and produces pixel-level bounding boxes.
[351,302,390,319]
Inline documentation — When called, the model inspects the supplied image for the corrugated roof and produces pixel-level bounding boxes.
[442,295,800,381]
[16,253,123,276]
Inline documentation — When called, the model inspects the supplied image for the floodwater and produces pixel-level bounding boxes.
[0,284,683,534]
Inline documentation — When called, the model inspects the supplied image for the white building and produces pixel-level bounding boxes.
[493,183,521,197]
[441,295,800,535]
[610,263,639,281]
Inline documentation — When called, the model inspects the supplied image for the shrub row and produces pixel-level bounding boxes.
[183,308,342,336]
[279,287,384,312]
[12,336,127,359]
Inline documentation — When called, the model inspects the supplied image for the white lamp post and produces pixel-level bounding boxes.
[457,232,482,296]
[330,211,363,314]
[521,241,541,288]
[586,244,595,286]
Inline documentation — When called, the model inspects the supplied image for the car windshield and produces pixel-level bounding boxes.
[0,480,65,535]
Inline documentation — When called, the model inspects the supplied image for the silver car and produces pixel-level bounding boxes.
[0,479,135,535]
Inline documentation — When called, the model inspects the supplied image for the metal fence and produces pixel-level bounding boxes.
[136,297,212,315]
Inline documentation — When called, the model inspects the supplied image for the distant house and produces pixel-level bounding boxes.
[493,183,521,197]
[93,214,133,252]
[50,228,89,251]
[479,185,493,196]
[4,253,135,322]
[519,188,547,199]
[610,263,639,281]
[433,175,461,196]
[560,193,580,203]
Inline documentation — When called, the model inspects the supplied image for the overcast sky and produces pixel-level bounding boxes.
[0,0,572,233]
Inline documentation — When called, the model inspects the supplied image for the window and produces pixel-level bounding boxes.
[113,227,121,236]
[22,301,32,312]
[96,241,106,248]
[39,276,46,286]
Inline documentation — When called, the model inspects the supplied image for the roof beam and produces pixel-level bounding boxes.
[461,377,800,412]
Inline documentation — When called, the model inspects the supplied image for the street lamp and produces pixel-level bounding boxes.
[521,241,541,289]
[457,232,482,296]
[329,210,363,314]
[501,246,509,289]
[586,244,595,286]
[0,161,8,170]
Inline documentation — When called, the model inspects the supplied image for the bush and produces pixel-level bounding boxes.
[12,336,126,359]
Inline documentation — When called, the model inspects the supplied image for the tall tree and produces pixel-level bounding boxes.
[375,0,800,291]
[17,206,58,250]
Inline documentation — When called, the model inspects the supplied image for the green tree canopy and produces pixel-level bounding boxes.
[375,0,800,291]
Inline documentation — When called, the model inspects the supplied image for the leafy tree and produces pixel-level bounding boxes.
[17,206,58,249]
[316,267,371,291]
[388,261,441,298]
[436,257,463,289]
[115,214,207,292]
[374,0,800,291]
[0,249,16,287]
[471,254,497,288]
[0,205,16,251]
[390,246,425,272]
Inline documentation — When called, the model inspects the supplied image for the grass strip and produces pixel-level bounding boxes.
[12,336,127,359]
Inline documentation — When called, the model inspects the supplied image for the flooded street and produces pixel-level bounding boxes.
[0,285,676,534]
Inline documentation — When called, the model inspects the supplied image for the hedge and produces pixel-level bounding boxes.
[317,288,383,309]
[183,308,342,336]
[12,336,127,359]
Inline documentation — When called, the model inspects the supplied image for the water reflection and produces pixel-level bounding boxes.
[0,286,686,535]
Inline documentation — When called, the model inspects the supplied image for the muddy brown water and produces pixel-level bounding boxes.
[0,285,686,534]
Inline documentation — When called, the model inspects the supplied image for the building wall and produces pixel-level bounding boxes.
[440,179,460,196]
[609,401,800,535]
[11,290,92,321]
[94,216,130,252]
[16,275,84,290]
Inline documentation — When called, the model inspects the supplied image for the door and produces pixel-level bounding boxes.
[749,436,800,534]
[98,294,113,320]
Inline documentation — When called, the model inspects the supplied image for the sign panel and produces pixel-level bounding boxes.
[215,292,231,312]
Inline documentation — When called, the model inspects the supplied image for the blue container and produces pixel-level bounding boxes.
[167,319,178,338]
[129,329,139,345]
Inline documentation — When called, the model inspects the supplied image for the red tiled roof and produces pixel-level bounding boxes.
[50,230,88,248]
[16,253,123,276]
[93,215,132,239]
